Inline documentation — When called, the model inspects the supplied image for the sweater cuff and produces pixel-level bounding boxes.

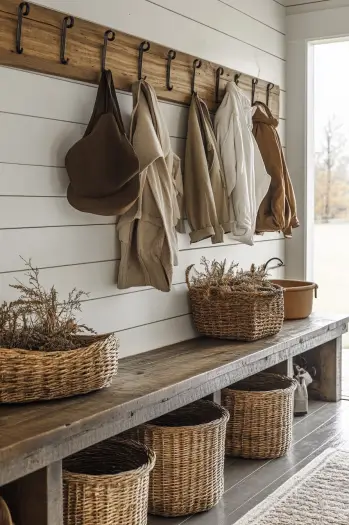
[176,219,186,234]
[222,221,232,234]
[212,225,225,244]
[290,216,300,228]
[190,226,215,243]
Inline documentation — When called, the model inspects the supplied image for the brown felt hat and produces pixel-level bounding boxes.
[66,70,140,216]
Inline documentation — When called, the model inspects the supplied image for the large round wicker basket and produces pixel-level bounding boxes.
[127,400,230,517]
[0,333,118,403]
[63,439,155,525]
[222,373,297,459]
[186,267,284,341]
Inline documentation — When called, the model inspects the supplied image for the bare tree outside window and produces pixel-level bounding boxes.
[315,117,349,222]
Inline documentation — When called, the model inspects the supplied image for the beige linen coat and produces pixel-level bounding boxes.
[185,93,230,244]
[117,80,183,292]
[253,103,299,237]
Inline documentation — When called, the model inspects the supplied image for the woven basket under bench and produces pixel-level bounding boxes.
[63,439,155,525]
[0,333,118,403]
[222,373,298,459]
[186,267,284,341]
[125,400,230,517]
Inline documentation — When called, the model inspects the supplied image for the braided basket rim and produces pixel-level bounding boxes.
[63,440,156,483]
[225,373,297,396]
[145,401,230,432]
[188,283,284,299]
[0,333,115,358]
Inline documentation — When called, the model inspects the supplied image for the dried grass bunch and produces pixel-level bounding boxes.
[0,259,95,351]
[188,257,275,294]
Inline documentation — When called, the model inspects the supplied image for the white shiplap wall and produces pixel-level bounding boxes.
[0,0,286,358]
[286,0,349,14]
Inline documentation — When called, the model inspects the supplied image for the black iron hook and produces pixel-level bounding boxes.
[102,29,116,72]
[166,49,176,91]
[138,41,150,80]
[60,16,74,65]
[191,59,202,95]
[215,67,224,104]
[16,2,30,54]
[266,82,275,108]
[251,78,259,105]
[234,73,241,85]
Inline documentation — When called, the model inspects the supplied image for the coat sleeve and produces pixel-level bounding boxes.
[276,130,300,235]
[229,100,252,237]
[253,123,286,232]
[215,95,237,198]
[172,153,186,234]
[184,98,222,243]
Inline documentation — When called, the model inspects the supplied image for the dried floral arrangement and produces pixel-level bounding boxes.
[187,257,276,293]
[0,259,95,351]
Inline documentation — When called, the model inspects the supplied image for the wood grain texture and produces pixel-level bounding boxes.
[1,462,63,525]
[0,0,280,115]
[304,337,342,402]
[268,357,293,377]
[0,314,347,486]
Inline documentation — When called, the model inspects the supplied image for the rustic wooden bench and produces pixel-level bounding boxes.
[0,313,347,525]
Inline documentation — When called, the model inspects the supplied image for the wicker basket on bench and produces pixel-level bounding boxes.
[222,373,297,459]
[0,333,119,403]
[186,262,284,341]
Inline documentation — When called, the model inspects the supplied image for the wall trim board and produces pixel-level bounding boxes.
[0,0,280,116]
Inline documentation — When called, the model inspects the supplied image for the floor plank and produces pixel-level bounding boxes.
[229,432,349,524]
[148,400,349,525]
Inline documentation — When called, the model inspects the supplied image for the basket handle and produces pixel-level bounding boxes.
[314,283,318,299]
[185,264,195,289]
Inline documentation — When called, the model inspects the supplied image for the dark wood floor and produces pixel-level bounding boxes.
[149,399,349,525]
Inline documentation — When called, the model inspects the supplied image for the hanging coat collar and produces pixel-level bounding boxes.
[130,80,171,171]
[252,102,279,128]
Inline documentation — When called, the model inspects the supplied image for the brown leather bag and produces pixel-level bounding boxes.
[66,70,140,216]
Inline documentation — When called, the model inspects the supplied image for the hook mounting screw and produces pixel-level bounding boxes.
[60,16,74,65]
[16,2,30,54]
[102,29,116,72]
[166,49,176,91]
[138,41,151,81]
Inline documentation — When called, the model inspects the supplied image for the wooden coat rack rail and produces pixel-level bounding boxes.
[0,0,280,116]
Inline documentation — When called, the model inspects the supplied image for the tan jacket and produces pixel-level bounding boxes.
[253,103,299,237]
[185,93,230,244]
[117,81,183,292]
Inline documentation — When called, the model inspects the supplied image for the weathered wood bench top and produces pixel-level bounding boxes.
[0,313,348,486]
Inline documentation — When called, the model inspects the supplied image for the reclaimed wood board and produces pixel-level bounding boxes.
[0,0,280,115]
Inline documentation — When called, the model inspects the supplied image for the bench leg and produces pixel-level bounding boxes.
[306,337,342,402]
[268,358,293,377]
[204,391,222,404]
[2,462,63,525]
